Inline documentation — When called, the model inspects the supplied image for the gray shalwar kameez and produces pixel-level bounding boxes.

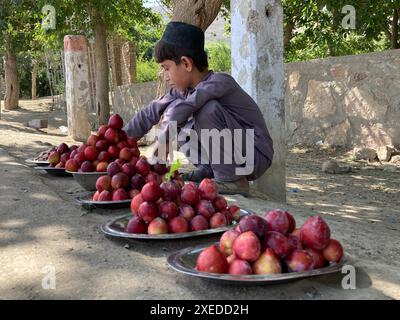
[123,71,273,181]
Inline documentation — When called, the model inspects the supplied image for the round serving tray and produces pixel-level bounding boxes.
[167,242,345,284]
[34,166,72,177]
[77,193,131,209]
[100,209,251,240]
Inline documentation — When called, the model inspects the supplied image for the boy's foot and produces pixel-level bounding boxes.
[215,177,250,197]
[182,167,214,182]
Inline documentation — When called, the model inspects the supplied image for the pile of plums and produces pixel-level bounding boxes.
[196,211,344,275]
[46,143,79,168]
[126,178,242,235]
[65,114,140,174]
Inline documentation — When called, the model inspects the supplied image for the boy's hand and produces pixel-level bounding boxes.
[152,141,170,164]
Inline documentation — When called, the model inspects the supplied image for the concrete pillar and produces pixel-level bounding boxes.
[64,35,91,142]
[231,0,286,202]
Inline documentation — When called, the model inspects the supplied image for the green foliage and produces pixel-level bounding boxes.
[135,40,233,83]
[136,58,159,83]
[133,21,165,60]
[283,0,400,62]
[206,41,231,72]
[221,0,399,62]
[17,55,33,98]
[2,0,399,96]
[18,57,52,98]
[32,0,162,48]
[0,0,41,54]
[221,0,231,35]
[285,30,390,62]
[1,0,163,97]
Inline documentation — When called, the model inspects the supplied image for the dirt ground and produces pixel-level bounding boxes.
[0,98,399,300]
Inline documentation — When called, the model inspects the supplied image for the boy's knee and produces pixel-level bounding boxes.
[246,155,272,181]
[194,100,223,124]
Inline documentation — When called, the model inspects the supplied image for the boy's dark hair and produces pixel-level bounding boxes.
[154,40,209,72]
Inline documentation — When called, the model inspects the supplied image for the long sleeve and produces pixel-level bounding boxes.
[123,91,178,140]
[157,73,235,142]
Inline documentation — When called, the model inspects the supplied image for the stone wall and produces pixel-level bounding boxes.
[113,49,400,149]
[286,49,400,148]
[113,80,158,123]
[112,81,159,144]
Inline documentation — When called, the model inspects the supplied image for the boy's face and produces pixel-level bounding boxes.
[160,57,194,92]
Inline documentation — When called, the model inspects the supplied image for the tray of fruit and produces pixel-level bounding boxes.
[34,143,79,168]
[76,193,132,209]
[64,115,143,191]
[25,158,50,166]
[25,147,55,166]
[167,210,345,284]
[34,166,73,177]
[100,171,252,239]
[31,143,82,176]
[67,171,108,191]
[76,148,182,209]
[100,207,250,240]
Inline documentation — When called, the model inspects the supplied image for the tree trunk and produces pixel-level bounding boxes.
[171,0,224,31]
[284,22,294,48]
[31,59,38,100]
[391,9,399,49]
[93,15,110,125]
[4,51,19,110]
[156,69,169,98]
[0,71,3,119]
[327,43,335,57]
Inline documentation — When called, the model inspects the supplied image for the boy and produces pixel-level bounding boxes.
[124,22,273,196]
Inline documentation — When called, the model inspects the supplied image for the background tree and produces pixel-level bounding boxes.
[0,0,39,110]
[219,0,400,62]
[159,0,225,30]
[1,0,161,122]
[40,0,160,125]
[283,0,400,61]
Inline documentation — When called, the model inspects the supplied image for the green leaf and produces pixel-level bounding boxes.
[164,159,181,182]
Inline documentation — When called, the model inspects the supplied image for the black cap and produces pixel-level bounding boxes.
[160,22,205,51]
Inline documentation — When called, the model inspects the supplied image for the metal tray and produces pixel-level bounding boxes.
[77,193,131,209]
[167,242,345,284]
[34,166,72,177]
[100,209,251,240]
[26,158,49,166]
[67,171,108,191]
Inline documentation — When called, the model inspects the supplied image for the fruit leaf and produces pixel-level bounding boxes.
[165,159,181,181]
